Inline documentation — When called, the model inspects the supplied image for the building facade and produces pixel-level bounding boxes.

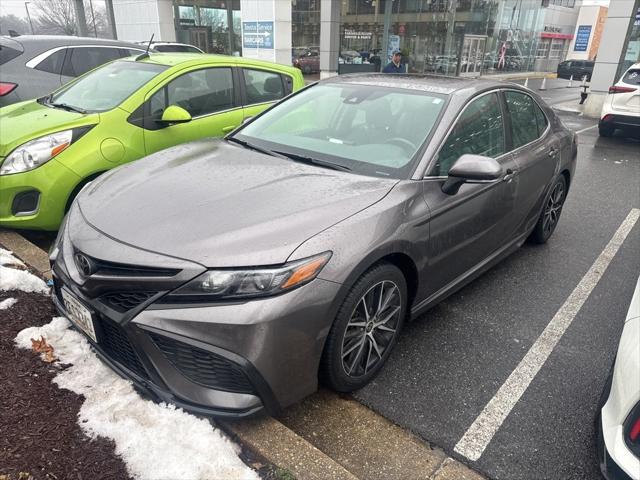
[111,0,581,77]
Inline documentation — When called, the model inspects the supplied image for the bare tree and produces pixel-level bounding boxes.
[0,14,30,35]
[32,0,110,37]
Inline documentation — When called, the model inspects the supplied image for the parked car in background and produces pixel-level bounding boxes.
[599,63,640,137]
[597,276,640,480]
[0,35,147,107]
[557,59,594,81]
[138,41,204,53]
[0,53,304,230]
[293,48,319,74]
[50,75,576,417]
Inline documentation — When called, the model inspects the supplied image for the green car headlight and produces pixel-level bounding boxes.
[165,252,332,302]
[1,127,92,175]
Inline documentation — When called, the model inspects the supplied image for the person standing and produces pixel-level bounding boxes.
[383,50,405,73]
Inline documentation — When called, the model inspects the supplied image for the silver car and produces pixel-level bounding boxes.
[0,35,146,106]
[50,74,577,417]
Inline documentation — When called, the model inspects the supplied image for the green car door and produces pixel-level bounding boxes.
[141,65,244,155]
[239,67,295,122]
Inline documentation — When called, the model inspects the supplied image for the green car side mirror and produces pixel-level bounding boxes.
[158,105,192,125]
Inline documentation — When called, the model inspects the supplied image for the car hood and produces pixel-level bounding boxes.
[78,139,398,267]
[0,100,98,157]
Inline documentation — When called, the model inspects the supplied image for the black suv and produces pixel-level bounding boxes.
[557,59,594,81]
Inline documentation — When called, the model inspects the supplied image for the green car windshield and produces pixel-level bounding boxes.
[235,83,446,179]
[47,61,168,113]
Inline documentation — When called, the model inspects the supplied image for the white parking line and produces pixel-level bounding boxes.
[575,124,598,134]
[454,208,640,462]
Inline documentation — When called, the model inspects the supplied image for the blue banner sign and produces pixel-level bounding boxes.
[574,25,591,52]
[242,21,274,49]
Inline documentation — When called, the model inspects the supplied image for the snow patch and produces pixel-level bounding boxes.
[0,297,18,310]
[0,249,48,294]
[15,318,258,480]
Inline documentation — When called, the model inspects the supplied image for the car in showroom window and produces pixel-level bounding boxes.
[49,75,577,418]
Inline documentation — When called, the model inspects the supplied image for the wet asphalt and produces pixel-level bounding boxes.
[355,83,640,479]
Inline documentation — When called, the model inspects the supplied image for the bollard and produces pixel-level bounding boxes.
[539,77,547,91]
[523,78,529,88]
[567,75,573,88]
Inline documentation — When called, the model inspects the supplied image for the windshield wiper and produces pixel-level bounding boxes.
[48,102,87,114]
[272,150,352,172]
[226,137,285,159]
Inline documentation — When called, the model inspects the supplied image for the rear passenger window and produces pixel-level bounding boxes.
[505,91,546,148]
[243,69,285,104]
[622,69,640,86]
[34,49,67,74]
[62,47,121,77]
[281,74,293,95]
[150,67,234,119]
[433,92,506,176]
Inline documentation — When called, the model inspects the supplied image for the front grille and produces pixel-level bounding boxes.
[97,317,149,380]
[100,291,158,313]
[150,333,254,394]
[74,251,180,277]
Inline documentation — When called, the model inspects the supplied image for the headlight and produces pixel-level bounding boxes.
[0,126,92,175]
[165,252,332,302]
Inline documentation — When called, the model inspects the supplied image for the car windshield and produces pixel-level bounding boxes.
[234,83,446,178]
[47,61,168,113]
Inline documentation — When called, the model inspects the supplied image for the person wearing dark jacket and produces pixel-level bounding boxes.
[383,50,405,73]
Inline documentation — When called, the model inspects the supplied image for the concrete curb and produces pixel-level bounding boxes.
[0,229,52,279]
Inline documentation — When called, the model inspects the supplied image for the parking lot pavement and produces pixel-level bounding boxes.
[354,116,640,480]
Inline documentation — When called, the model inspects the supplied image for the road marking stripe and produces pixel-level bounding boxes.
[454,208,640,462]
[575,124,597,134]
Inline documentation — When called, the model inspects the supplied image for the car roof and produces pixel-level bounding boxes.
[8,34,144,49]
[125,52,297,71]
[322,73,508,97]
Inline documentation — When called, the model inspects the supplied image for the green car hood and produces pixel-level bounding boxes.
[0,101,99,157]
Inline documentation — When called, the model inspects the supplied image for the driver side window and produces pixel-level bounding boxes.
[431,92,505,177]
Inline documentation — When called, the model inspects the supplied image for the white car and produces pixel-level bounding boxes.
[598,276,640,479]
[599,63,640,137]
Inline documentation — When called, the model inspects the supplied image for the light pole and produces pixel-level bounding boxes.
[25,2,34,34]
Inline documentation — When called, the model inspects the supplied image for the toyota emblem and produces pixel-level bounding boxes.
[74,253,95,276]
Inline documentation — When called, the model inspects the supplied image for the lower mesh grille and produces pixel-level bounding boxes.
[150,333,254,394]
[97,317,149,380]
[100,291,157,313]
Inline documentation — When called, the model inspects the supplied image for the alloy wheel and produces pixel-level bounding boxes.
[542,181,565,235]
[341,280,402,378]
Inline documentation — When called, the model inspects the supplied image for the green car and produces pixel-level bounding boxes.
[0,53,304,230]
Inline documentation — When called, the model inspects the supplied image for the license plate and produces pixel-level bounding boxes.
[61,288,97,343]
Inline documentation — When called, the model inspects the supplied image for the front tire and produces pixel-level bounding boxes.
[530,175,567,244]
[320,263,407,392]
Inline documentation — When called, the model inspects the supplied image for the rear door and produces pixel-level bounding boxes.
[422,91,519,296]
[141,65,243,154]
[239,67,293,121]
[503,89,558,234]
[612,67,640,114]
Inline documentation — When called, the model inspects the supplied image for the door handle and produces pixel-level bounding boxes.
[503,169,517,182]
[548,147,558,157]
[222,125,237,133]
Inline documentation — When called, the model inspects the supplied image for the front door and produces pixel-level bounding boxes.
[459,35,486,76]
[421,91,519,298]
[142,66,243,155]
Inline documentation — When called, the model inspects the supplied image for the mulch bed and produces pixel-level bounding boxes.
[0,289,132,480]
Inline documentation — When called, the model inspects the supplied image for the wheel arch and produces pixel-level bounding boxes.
[64,170,109,212]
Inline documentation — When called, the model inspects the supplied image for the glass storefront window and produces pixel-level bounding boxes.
[173,1,241,55]
[292,0,321,74]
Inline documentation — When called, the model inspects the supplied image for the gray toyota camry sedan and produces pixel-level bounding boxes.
[50,74,576,417]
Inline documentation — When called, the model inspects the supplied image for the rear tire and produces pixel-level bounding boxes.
[320,263,407,392]
[598,124,614,137]
[530,175,567,244]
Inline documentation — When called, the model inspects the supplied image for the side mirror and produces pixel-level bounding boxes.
[441,154,503,195]
[157,105,192,126]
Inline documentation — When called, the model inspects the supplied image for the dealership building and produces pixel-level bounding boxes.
[111,0,635,80]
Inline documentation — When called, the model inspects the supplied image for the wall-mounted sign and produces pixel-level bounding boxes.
[242,21,274,49]
[387,34,400,63]
[574,25,591,52]
[344,29,372,40]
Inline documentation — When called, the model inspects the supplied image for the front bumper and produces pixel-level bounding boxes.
[51,211,343,416]
[0,159,80,230]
